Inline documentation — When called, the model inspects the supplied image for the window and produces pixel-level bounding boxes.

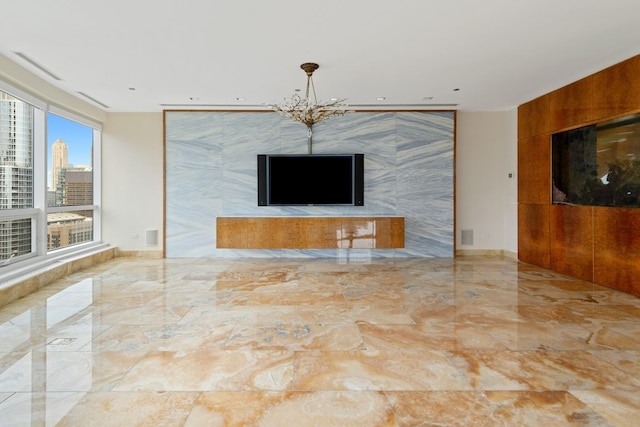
[46,113,95,251]
[0,91,34,262]
[0,82,101,272]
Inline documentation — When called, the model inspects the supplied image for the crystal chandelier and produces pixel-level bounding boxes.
[270,62,348,154]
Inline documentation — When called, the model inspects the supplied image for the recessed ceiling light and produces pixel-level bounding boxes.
[376,97,386,101]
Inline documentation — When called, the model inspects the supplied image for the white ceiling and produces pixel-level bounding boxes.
[2,0,640,112]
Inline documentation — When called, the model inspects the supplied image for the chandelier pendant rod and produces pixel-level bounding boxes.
[308,75,317,103]
[307,74,315,154]
[269,62,349,155]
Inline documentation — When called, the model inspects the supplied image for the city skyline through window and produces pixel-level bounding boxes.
[46,113,94,250]
[0,91,34,260]
[47,113,92,189]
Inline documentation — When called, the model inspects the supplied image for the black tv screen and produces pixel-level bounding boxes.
[257,154,364,206]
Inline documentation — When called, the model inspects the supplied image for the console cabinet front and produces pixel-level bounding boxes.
[216,217,404,249]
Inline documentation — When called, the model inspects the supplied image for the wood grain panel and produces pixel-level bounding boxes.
[518,95,550,139]
[340,217,405,249]
[216,217,404,249]
[294,217,342,248]
[279,217,303,248]
[518,203,550,269]
[246,217,283,248]
[593,207,640,297]
[518,134,550,204]
[549,205,593,281]
[517,54,640,298]
[592,54,640,120]
[549,76,595,132]
[389,217,405,248]
[339,217,376,248]
[215,217,248,249]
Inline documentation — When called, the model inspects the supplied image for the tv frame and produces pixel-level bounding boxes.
[257,154,364,206]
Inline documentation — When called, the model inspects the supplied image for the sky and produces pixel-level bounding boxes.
[47,113,93,167]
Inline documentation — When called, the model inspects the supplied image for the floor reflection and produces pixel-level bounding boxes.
[1,256,640,426]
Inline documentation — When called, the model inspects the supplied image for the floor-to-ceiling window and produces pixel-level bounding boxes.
[0,90,36,265]
[0,81,101,275]
[46,112,98,251]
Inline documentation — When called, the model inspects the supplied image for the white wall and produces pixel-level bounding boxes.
[105,110,519,256]
[103,110,520,255]
[102,113,164,251]
[456,110,518,254]
[502,110,518,253]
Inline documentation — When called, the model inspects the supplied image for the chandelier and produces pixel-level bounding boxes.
[270,62,348,154]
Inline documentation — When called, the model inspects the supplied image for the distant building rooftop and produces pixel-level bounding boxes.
[47,212,92,223]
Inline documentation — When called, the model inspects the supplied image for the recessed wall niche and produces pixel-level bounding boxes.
[552,113,640,208]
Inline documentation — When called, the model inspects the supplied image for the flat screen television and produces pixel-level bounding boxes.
[257,154,364,206]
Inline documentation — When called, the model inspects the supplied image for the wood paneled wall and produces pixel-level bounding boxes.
[517,54,640,296]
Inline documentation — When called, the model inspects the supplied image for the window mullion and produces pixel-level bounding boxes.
[92,128,101,242]
[33,107,47,256]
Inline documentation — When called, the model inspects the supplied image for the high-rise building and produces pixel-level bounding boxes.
[62,168,92,205]
[54,167,93,216]
[46,212,93,250]
[0,91,34,259]
[51,138,68,191]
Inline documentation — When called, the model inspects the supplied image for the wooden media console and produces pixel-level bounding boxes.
[216,217,404,249]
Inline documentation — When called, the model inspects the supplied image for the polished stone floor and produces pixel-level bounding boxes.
[1,256,640,426]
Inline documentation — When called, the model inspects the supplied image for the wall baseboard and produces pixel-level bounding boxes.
[116,249,163,258]
[455,249,517,260]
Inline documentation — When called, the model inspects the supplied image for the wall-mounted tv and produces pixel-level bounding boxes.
[257,154,364,206]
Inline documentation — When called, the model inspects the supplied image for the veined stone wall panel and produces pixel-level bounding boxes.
[165,111,454,258]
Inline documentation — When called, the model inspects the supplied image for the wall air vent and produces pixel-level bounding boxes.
[77,92,110,109]
[461,229,474,245]
[347,104,459,108]
[159,104,459,110]
[159,104,270,109]
[13,52,63,81]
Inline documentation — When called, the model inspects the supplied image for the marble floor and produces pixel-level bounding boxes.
[1,256,640,426]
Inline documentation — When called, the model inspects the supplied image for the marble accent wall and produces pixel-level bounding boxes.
[165,111,454,258]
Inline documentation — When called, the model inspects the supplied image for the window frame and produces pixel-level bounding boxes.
[46,107,102,250]
[0,80,102,280]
